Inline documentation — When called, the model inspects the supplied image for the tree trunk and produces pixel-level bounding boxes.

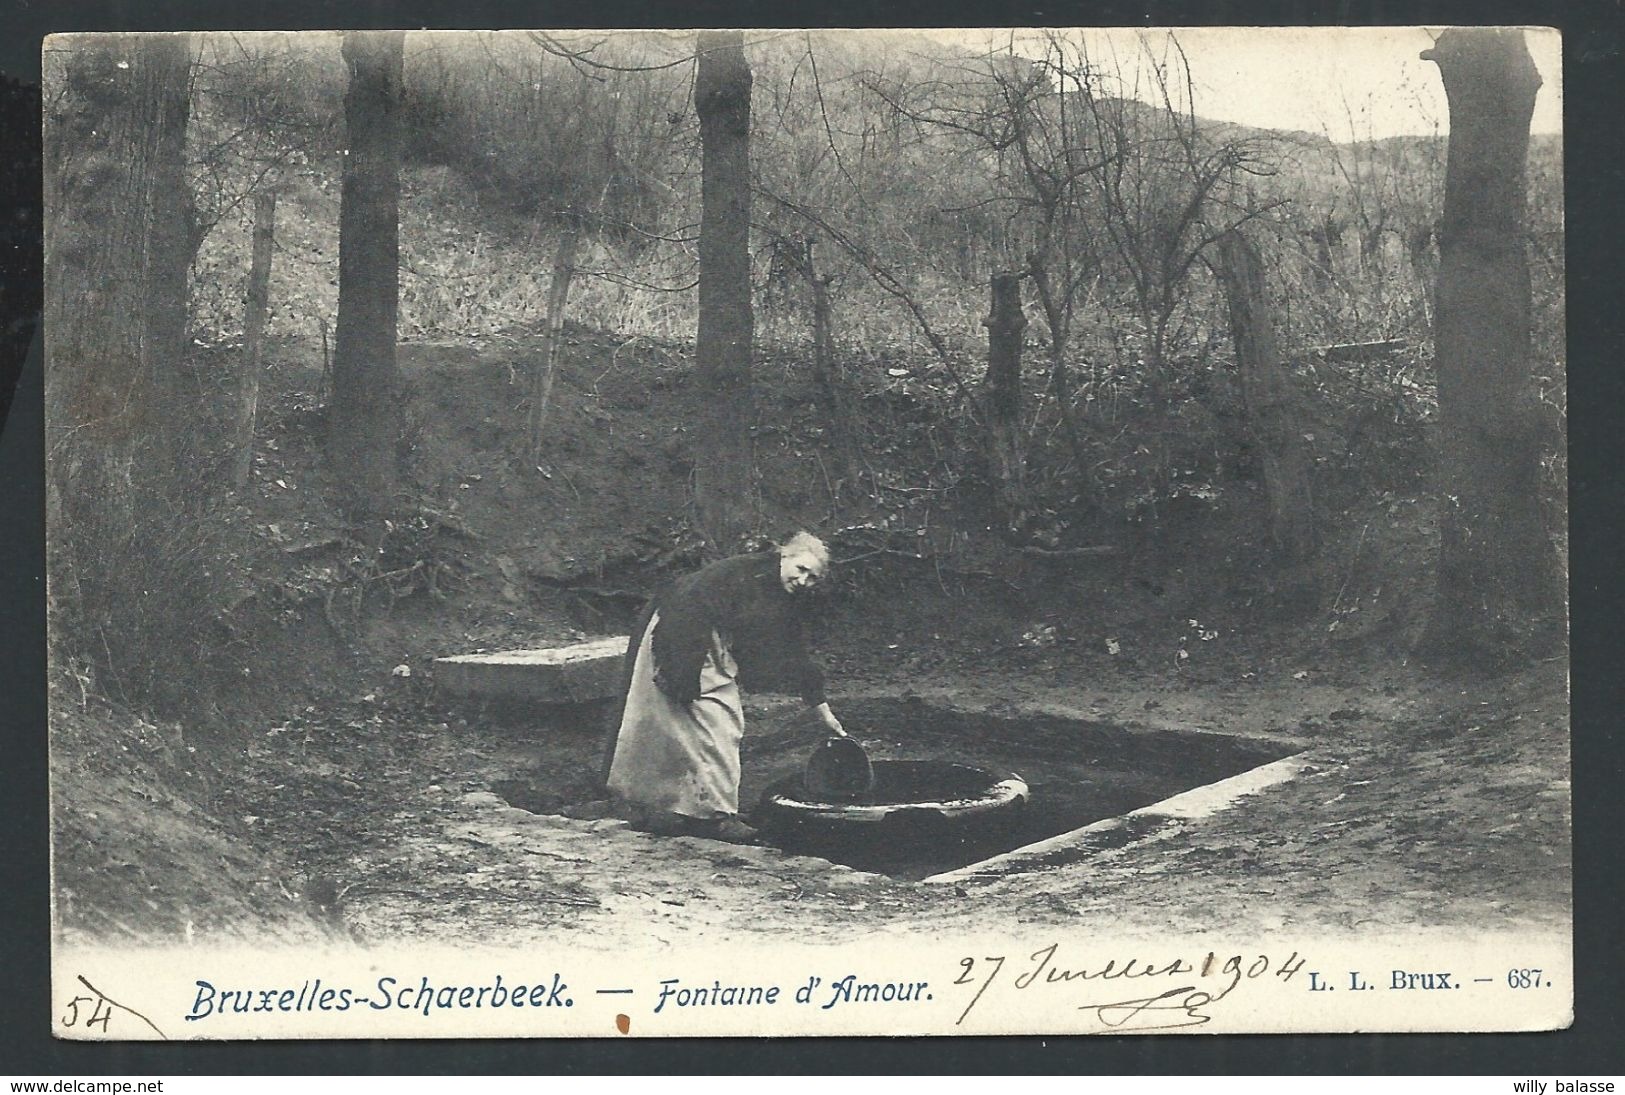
[790,237,858,488]
[233,188,277,490]
[809,263,853,480]
[45,35,194,491]
[329,31,404,520]
[984,272,1029,539]
[1405,221,1436,281]
[1419,28,1564,657]
[1216,227,1318,563]
[692,30,756,553]
[44,35,203,705]
[1309,214,1336,293]
[1405,220,1438,326]
[1025,255,1093,475]
[44,34,195,608]
[528,224,582,461]
[808,250,834,405]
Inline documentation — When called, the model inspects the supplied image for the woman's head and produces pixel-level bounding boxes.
[777,531,831,593]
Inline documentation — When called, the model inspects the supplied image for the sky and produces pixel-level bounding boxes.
[913,27,1562,143]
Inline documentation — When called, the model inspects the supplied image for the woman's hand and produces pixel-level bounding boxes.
[811,702,845,738]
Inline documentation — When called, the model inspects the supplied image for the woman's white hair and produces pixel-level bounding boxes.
[779,530,831,569]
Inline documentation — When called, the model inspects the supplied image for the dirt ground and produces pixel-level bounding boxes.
[47,332,1572,951]
[51,644,1570,950]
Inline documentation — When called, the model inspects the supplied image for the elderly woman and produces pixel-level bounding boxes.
[603,531,844,843]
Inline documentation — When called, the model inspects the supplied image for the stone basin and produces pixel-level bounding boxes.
[755,759,1029,830]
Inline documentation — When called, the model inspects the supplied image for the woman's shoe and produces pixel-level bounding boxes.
[633,812,759,844]
[635,810,693,836]
[702,817,761,845]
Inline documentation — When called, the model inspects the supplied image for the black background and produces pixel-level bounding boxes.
[2,0,1620,1075]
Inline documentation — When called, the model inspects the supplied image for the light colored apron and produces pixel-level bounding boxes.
[606,611,744,819]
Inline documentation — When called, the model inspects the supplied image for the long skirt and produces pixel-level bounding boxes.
[606,611,745,819]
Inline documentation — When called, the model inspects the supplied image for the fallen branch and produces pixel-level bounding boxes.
[540,582,648,606]
[419,508,480,540]
[1019,544,1119,559]
[1317,339,1407,363]
[836,546,928,565]
[281,535,345,557]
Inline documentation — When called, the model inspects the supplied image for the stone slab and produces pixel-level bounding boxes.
[434,636,630,705]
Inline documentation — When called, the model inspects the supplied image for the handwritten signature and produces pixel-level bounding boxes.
[61,975,167,1039]
[955,943,1307,1032]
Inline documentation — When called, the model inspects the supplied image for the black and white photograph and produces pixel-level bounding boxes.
[41,26,1571,1039]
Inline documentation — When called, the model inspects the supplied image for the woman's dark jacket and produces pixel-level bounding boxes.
[646,550,827,706]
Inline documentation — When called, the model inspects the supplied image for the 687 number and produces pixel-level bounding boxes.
[1506,968,1545,988]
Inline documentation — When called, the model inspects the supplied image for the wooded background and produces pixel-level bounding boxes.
[41,28,1566,714]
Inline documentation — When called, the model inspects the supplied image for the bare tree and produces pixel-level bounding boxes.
[993,38,1105,471]
[1215,225,1317,562]
[185,35,342,345]
[771,233,862,489]
[231,188,276,490]
[752,33,988,414]
[1418,28,1564,658]
[527,223,582,462]
[328,31,405,519]
[860,34,1280,507]
[692,30,756,550]
[405,33,693,447]
[984,271,1030,537]
[857,37,1105,467]
[1318,98,1448,335]
[1076,38,1280,496]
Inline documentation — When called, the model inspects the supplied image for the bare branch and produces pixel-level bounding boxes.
[755,185,981,416]
[526,31,693,75]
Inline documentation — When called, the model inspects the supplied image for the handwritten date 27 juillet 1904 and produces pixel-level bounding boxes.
[952,945,1557,1031]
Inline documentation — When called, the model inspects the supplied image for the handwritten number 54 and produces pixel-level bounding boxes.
[61,994,113,1032]
[60,975,167,1039]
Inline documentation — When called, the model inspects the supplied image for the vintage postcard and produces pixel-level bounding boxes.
[44,26,1569,1039]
